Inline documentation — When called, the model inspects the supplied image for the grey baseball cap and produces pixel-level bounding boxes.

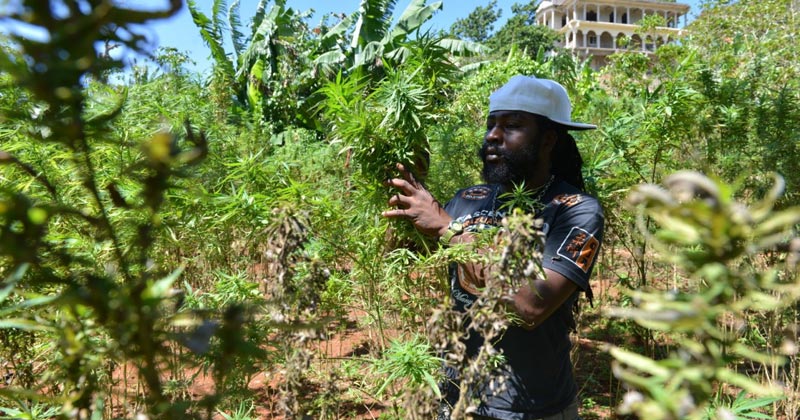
[489,75,596,130]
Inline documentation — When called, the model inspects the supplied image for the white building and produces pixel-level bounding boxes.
[536,0,691,68]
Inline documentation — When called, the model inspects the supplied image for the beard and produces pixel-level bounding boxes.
[479,140,540,185]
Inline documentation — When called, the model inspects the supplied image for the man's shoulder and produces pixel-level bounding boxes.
[445,184,502,217]
[452,184,500,201]
[547,181,603,213]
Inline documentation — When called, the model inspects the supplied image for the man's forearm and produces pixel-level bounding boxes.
[503,273,577,330]
[449,231,577,329]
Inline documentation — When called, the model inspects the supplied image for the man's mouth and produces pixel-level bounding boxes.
[484,149,502,162]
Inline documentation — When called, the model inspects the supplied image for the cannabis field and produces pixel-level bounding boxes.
[1,0,799,419]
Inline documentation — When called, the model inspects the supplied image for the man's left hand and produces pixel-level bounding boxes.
[382,163,451,237]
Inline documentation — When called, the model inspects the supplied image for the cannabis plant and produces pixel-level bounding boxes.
[608,171,800,419]
[0,1,265,418]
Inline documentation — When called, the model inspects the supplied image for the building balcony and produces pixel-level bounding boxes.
[559,19,687,38]
[563,45,651,55]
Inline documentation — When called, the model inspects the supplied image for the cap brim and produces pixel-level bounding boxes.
[550,118,597,130]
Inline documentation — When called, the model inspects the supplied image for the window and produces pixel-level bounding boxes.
[609,12,615,22]
[589,35,597,46]
[622,13,628,24]
[562,16,567,26]
[587,11,597,21]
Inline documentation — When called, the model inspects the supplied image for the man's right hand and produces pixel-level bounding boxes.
[382,163,452,238]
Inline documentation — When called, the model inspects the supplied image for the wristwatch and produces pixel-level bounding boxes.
[439,220,464,245]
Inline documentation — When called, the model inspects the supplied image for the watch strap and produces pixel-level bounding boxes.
[439,220,464,245]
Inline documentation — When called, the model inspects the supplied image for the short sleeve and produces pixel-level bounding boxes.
[541,196,604,297]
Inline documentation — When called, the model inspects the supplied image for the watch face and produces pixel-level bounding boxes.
[450,221,463,232]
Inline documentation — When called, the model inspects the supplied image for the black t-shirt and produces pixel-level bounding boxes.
[442,179,604,419]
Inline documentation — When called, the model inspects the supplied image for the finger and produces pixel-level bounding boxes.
[383,176,403,186]
[388,193,411,207]
[396,163,419,187]
[381,208,408,219]
[385,177,416,194]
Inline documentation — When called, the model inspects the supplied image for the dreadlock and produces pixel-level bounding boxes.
[538,117,593,311]
[551,130,585,192]
[538,116,585,192]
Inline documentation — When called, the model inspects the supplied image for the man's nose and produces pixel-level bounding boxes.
[485,126,502,143]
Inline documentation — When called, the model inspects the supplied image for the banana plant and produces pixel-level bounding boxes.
[187,0,241,102]
[189,0,321,129]
[314,0,487,78]
[188,0,485,132]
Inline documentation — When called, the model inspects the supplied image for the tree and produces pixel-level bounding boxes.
[486,1,559,58]
[634,13,667,51]
[449,0,502,43]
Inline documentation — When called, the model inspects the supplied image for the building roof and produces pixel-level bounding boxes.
[538,0,690,13]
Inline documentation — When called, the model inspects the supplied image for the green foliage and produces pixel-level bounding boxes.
[187,0,236,86]
[447,0,559,60]
[318,65,433,186]
[486,1,560,59]
[635,14,668,37]
[315,44,462,244]
[705,390,785,420]
[189,0,322,130]
[0,1,272,418]
[186,0,242,120]
[608,172,800,419]
[591,0,800,310]
[598,0,800,205]
[373,335,442,398]
[216,400,257,420]
[314,0,486,79]
[691,33,800,203]
[189,0,485,136]
[449,0,502,43]
[0,401,59,420]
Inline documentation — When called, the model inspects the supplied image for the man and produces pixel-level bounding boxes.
[382,75,604,419]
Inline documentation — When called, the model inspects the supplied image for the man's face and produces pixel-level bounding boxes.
[479,111,546,185]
